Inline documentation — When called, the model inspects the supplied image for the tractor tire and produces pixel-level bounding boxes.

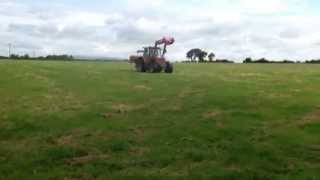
[147,63,162,73]
[154,64,163,73]
[164,62,173,73]
[135,60,146,72]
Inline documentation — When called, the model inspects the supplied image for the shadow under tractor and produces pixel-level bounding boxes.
[129,37,175,73]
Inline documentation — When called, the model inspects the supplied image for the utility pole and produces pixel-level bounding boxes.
[8,43,12,58]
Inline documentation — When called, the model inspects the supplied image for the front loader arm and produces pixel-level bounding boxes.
[155,37,175,57]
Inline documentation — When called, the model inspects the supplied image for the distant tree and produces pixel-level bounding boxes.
[305,59,320,64]
[45,54,74,61]
[281,60,295,64]
[23,54,30,59]
[215,59,234,63]
[255,58,269,63]
[208,53,215,62]
[186,49,199,61]
[10,54,20,59]
[243,57,253,63]
[186,48,207,62]
[243,57,296,64]
[198,50,207,62]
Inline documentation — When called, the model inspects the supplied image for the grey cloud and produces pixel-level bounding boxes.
[279,28,301,39]
[7,23,99,41]
[57,26,97,40]
[7,23,59,38]
[27,6,68,21]
[7,24,37,35]
[109,20,161,44]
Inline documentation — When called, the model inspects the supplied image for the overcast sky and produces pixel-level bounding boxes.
[1,0,320,61]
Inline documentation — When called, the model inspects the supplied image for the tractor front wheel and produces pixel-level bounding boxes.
[164,62,173,73]
[147,63,162,73]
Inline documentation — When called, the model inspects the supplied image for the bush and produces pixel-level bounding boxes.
[305,59,320,64]
[243,58,296,64]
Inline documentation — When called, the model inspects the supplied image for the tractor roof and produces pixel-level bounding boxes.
[143,46,161,49]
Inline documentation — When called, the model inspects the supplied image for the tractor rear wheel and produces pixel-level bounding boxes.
[135,60,146,72]
[164,62,173,73]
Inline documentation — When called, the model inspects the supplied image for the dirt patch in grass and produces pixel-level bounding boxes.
[168,105,183,112]
[290,89,302,93]
[226,164,242,173]
[268,93,292,99]
[33,91,87,114]
[160,103,183,112]
[304,145,320,166]
[178,88,203,99]
[239,73,267,78]
[129,127,147,143]
[65,154,109,165]
[102,112,114,119]
[203,109,224,119]
[129,147,150,157]
[111,103,145,114]
[102,103,145,119]
[203,110,226,128]
[129,127,144,138]
[308,145,320,152]
[134,85,152,91]
[297,107,320,127]
[215,121,225,129]
[22,72,51,82]
[55,134,74,146]
[112,104,133,114]
[62,93,87,110]
[53,129,93,146]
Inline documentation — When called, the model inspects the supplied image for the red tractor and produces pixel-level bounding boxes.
[129,37,175,73]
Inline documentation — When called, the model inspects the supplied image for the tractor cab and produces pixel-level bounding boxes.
[142,47,162,58]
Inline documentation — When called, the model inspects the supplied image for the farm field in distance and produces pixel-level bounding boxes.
[0,60,320,179]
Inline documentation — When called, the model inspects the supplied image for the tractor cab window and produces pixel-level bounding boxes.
[149,48,156,57]
[143,48,149,57]
[150,48,161,57]
[143,47,162,57]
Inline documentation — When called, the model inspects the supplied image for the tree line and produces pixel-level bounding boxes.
[0,54,74,61]
[185,48,320,64]
[243,57,320,64]
[243,57,295,64]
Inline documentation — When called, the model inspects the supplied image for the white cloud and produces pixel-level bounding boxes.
[239,0,287,13]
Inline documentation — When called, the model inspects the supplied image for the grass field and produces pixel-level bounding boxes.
[0,60,320,179]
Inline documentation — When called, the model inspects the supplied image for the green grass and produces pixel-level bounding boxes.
[0,60,320,179]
